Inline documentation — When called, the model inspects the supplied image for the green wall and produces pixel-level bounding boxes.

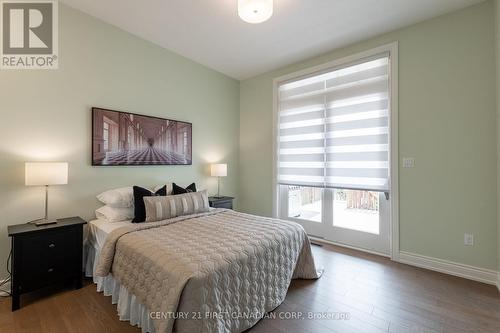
[495,0,500,277]
[0,4,240,275]
[240,1,498,270]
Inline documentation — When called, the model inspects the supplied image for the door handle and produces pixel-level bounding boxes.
[384,192,390,200]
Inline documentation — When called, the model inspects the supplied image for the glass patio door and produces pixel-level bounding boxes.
[279,186,390,255]
[327,189,390,254]
[275,46,396,257]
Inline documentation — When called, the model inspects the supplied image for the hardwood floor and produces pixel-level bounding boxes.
[1,243,499,333]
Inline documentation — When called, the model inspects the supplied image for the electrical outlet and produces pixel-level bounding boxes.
[464,233,474,246]
[403,158,415,168]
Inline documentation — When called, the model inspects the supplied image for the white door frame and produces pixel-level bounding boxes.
[272,42,400,261]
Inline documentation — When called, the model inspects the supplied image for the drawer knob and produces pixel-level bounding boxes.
[48,243,55,248]
[47,268,54,273]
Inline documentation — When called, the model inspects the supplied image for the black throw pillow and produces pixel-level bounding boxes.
[172,183,197,195]
[132,185,167,223]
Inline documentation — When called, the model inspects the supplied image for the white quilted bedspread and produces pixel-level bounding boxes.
[96,209,322,333]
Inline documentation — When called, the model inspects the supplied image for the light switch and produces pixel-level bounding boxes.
[403,158,415,168]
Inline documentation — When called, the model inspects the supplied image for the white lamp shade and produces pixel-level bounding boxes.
[238,0,273,24]
[25,162,68,186]
[211,164,227,177]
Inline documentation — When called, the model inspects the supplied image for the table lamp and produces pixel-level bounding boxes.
[210,163,227,198]
[25,162,68,226]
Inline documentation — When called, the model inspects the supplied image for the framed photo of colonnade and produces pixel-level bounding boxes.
[92,107,192,166]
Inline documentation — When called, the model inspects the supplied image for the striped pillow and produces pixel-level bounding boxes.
[143,190,210,222]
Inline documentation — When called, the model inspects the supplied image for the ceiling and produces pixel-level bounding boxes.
[60,0,485,80]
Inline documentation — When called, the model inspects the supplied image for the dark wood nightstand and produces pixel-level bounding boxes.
[8,217,87,311]
[208,196,234,209]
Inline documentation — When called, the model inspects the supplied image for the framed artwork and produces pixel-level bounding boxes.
[92,107,192,166]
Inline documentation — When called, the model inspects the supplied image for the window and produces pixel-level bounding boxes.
[276,51,392,242]
[333,189,380,234]
[103,122,109,151]
[183,132,188,154]
[288,186,322,222]
[277,55,390,192]
[128,126,134,150]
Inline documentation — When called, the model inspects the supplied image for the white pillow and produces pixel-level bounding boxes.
[95,205,134,222]
[97,187,134,208]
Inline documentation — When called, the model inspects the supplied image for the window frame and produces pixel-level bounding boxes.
[272,42,399,260]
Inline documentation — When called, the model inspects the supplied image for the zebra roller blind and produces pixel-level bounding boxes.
[278,54,390,192]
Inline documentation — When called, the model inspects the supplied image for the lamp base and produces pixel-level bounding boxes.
[29,218,58,226]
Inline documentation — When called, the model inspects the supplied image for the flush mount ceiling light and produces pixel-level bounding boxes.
[238,0,273,24]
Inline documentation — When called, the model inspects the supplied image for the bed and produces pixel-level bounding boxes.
[85,208,322,333]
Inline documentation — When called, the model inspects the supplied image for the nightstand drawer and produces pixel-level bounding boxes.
[208,196,234,210]
[214,200,233,209]
[19,259,77,293]
[21,228,78,263]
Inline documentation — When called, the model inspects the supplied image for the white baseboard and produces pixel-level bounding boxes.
[309,238,499,288]
[399,251,498,286]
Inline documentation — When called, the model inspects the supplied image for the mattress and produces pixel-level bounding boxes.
[87,218,131,249]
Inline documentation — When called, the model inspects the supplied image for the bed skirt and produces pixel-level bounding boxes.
[84,243,155,333]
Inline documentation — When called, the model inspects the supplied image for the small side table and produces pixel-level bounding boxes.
[8,216,87,311]
[208,196,234,209]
